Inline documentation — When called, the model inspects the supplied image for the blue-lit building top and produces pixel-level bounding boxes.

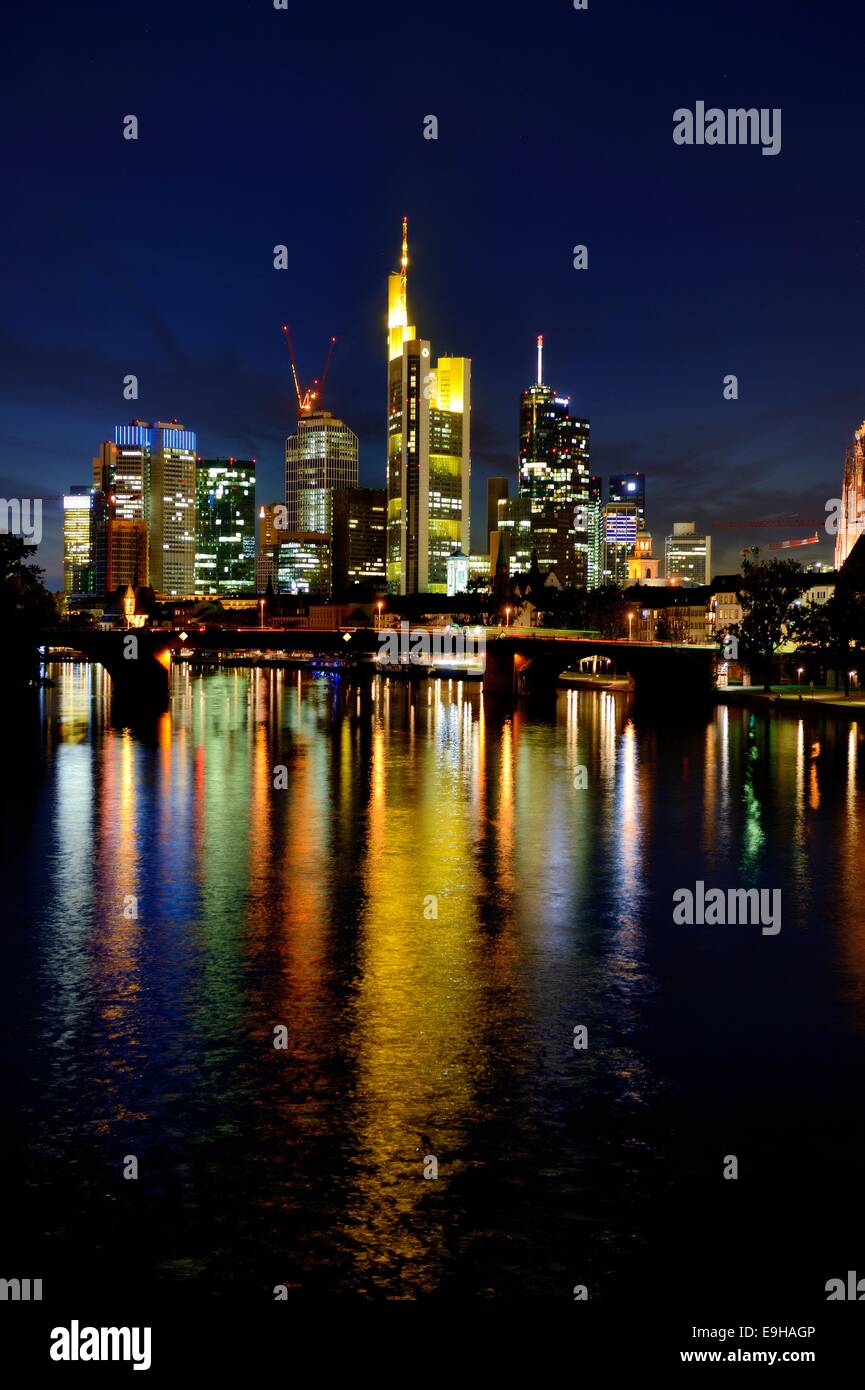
[114,422,197,453]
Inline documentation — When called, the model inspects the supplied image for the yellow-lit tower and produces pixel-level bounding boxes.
[386,218,470,594]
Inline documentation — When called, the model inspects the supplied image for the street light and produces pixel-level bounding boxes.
[627,609,635,641]
[505,606,512,629]
[797,666,804,695]
[849,670,856,697]
[376,600,384,631]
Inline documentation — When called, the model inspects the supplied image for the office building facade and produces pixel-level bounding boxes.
[195,457,256,595]
[486,477,509,551]
[276,532,331,596]
[285,411,358,534]
[609,473,646,531]
[106,518,148,591]
[603,501,639,585]
[257,501,283,590]
[386,219,471,594]
[665,521,711,583]
[105,421,196,595]
[330,486,386,593]
[62,487,97,597]
[495,495,533,577]
[518,337,589,585]
[587,475,603,589]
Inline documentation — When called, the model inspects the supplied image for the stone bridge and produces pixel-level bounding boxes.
[42,626,719,712]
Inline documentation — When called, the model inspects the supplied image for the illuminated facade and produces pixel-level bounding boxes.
[836,422,865,570]
[609,473,646,532]
[531,512,579,584]
[93,438,145,521]
[665,521,711,583]
[446,550,470,596]
[106,421,196,595]
[627,532,660,582]
[387,218,471,594]
[587,475,603,589]
[495,496,532,577]
[603,501,639,585]
[285,412,358,534]
[92,436,148,590]
[256,501,283,590]
[330,486,386,592]
[62,487,96,596]
[107,518,148,590]
[146,422,197,595]
[195,457,256,594]
[518,336,590,584]
[276,532,331,596]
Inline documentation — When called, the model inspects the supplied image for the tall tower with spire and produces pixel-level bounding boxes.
[386,218,471,594]
[517,337,590,584]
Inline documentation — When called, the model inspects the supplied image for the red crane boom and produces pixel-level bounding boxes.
[281,327,338,416]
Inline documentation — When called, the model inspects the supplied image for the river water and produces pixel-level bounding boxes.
[2,662,864,1303]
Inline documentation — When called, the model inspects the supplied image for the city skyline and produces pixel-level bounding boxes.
[6,0,865,1354]
[5,1,863,588]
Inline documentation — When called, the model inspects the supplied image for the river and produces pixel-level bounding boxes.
[1,662,863,1303]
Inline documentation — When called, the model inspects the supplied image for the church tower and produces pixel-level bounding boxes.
[836,425,865,570]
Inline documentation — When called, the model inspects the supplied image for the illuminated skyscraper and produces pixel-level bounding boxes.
[587,475,603,589]
[495,496,532,577]
[518,337,590,585]
[276,532,331,596]
[665,521,711,584]
[195,457,256,594]
[62,486,96,597]
[93,439,145,521]
[609,473,646,531]
[108,421,196,595]
[92,436,148,590]
[285,412,358,534]
[387,218,471,594]
[330,486,386,592]
[603,500,639,585]
[106,519,148,591]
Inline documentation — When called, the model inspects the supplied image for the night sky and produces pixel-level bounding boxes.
[4,0,865,588]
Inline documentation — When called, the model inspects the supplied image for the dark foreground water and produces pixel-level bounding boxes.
[2,663,864,1304]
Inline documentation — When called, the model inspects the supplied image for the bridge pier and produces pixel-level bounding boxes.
[46,631,173,714]
[482,643,516,694]
[103,648,172,712]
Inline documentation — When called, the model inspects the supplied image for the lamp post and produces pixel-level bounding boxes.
[376,600,383,632]
[627,609,634,642]
[797,666,803,695]
[505,606,511,629]
[849,670,856,698]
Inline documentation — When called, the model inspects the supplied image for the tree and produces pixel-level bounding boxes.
[0,535,58,688]
[791,588,865,693]
[736,554,806,688]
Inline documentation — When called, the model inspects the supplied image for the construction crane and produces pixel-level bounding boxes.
[711,514,825,529]
[768,532,820,551]
[281,326,337,416]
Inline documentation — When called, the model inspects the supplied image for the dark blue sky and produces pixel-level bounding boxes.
[4,0,865,587]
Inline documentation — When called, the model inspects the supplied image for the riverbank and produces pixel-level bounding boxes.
[717,687,865,720]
